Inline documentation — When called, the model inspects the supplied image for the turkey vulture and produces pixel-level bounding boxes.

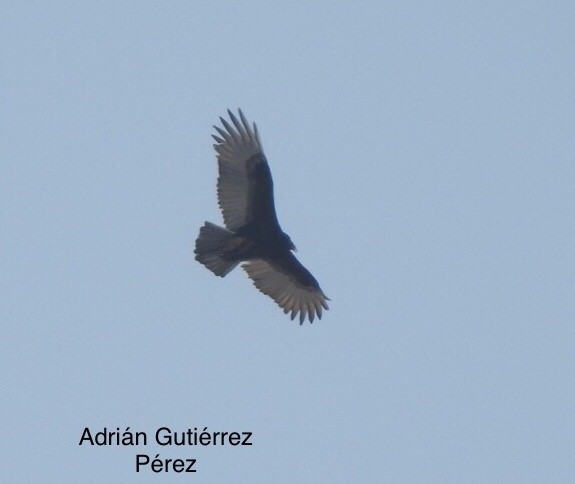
[194,109,329,324]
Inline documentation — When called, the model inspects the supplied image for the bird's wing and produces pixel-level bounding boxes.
[213,109,278,231]
[242,255,329,324]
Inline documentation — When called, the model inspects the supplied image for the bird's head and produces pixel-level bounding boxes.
[282,232,296,252]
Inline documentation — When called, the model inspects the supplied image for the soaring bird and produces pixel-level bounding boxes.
[194,109,329,324]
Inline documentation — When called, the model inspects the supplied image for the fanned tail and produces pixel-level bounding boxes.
[194,222,239,276]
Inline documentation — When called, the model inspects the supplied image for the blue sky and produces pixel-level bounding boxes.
[2,2,574,482]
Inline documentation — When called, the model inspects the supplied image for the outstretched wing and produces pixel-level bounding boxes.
[212,109,279,231]
[242,255,330,324]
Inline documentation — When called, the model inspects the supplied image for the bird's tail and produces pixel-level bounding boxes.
[194,222,239,277]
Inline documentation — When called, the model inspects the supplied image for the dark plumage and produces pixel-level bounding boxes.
[194,109,329,324]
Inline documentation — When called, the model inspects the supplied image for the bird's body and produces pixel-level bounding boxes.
[194,109,329,324]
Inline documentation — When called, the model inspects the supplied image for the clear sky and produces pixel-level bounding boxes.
[2,2,574,482]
